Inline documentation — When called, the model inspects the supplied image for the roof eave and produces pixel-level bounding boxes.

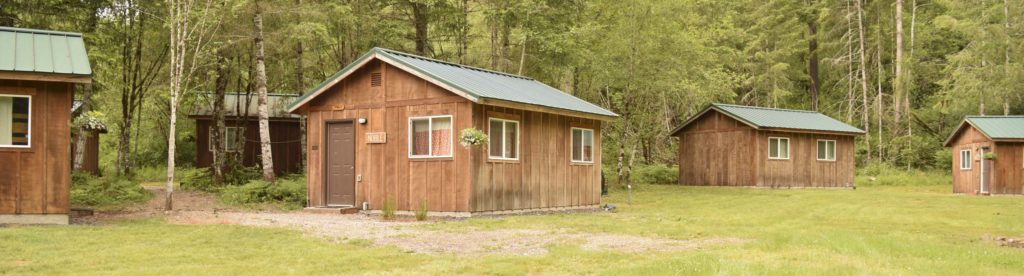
[0,70,92,84]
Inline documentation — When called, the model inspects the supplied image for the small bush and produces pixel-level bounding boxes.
[414,201,428,221]
[631,164,678,185]
[382,198,397,220]
[218,175,307,210]
[856,162,950,186]
[70,172,152,209]
[181,165,261,191]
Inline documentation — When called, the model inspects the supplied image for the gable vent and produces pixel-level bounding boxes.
[370,72,382,87]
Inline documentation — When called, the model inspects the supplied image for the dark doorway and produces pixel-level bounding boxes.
[324,121,355,206]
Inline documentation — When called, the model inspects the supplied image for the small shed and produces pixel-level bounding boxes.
[71,100,106,175]
[943,116,1024,195]
[0,27,92,224]
[190,93,303,175]
[288,48,617,215]
[671,104,864,188]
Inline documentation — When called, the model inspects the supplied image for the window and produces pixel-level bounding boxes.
[409,115,452,158]
[488,118,519,160]
[817,140,836,161]
[0,94,30,148]
[209,126,245,152]
[571,127,594,163]
[960,149,972,170]
[768,137,789,160]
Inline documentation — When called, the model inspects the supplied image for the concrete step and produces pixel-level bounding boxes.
[303,207,359,215]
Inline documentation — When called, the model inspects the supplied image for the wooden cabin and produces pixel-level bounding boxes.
[190,93,303,174]
[671,104,864,188]
[0,27,92,224]
[288,48,617,215]
[943,116,1024,195]
[70,100,105,175]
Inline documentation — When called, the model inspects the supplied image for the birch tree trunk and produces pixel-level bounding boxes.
[253,0,276,182]
[893,0,905,127]
[856,0,871,161]
[212,49,228,184]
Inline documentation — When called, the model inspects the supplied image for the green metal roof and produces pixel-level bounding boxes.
[944,116,1024,146]
[672,103,865,135]
[0,27,92,76]
[191,92,299,119]
[288,48,617,118]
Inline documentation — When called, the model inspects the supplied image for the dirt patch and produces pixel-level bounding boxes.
[80,188,746,256]
[997,237,1024,249]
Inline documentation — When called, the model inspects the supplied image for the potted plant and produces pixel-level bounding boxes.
[983,152,997,160]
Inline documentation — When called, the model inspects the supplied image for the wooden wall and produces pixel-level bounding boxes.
[304,60,473,212]
[676,111,758,186]
[70,129,101,175]
[993,142,1024,194]
[0,80,73,215]
[949,126,990,194]
[469,106,603,212]
[675,110,856,187]
[194,118,303,174]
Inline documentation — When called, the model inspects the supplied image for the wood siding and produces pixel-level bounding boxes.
[675,110,856,187]
[993,142,1024,194]
[70,130,101,175]
[194,118,303,174]
[469,106,602,212]
[0,80,73,215]
[949,126,990,194]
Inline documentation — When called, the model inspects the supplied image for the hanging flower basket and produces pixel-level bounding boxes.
[459,127,489,148]
[983,152,997,160]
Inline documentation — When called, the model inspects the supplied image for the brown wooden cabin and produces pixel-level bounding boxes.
[943,116,1024,195]
[0,27,92,224]
[671,104,865,188]
[288,48,617,215]
[190,93,303,175]
[70,100,105,175]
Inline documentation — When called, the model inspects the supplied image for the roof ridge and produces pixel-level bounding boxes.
[375,47,534,80]
[713,103,820,114]
[0,26,83,37]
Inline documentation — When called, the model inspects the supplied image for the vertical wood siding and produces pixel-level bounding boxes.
[0,80,72,215]
[993,142,1024,194]
[949,126,990,194]
[194,119,303,174]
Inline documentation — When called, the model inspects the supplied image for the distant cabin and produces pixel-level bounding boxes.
[671,104,864,188]
[0,27,92,224]
[943,116,1024,195]
[288,48,617,215]
[71,100,106,175]
[189,93,303,175]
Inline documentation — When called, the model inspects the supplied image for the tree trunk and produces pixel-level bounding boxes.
[212,49,229,185]
[846,0,855,122]
[893,0,905,129]
[295,0,307,171]
[856,0,871,161]
[517,31,527,75]
[254,0,275,182]
[459,0,468,64]
[72,84,93,172]
[411,0,429,56]
[808,9,820,111]
[876,26,884,161]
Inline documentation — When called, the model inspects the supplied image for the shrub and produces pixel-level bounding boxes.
[218,175,307,210]
[414,201,428,221]
[631,164,678,185]
[855,162,950,187]
[382,198,397,220]
[181,165,261,191]
[70,172,152,209]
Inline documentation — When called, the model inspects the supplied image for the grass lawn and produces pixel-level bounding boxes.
[3,181,1024,274]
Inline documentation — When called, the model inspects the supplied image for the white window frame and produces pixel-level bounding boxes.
[571,127,595,163]
[816,139,836,161]
[408,115,453,158]
[208,126,244,153]
[488,118,519,160]
[960,149,972,170]
[768,137,790,160]
[0,94,31,148]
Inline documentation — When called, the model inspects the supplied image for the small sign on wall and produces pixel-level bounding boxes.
[366,132,386,144]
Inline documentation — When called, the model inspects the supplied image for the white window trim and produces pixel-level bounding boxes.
[816,139,836,161]
[0,94,31,148]
[960,149,972,170]
[408,115,453,158]
[488,118,520,160]
[209,126,244,153]
[768,137,790,160]
[571,127,595,163]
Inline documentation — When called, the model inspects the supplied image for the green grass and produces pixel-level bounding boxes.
[3,180,1024,274]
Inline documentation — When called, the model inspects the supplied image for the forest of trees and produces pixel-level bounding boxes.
[1,0,1021,181]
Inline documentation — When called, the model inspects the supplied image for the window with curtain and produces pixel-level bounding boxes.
[0,95,30,147]
[489,118,518,160]
[571,127,594,163]
[410,116,452,157]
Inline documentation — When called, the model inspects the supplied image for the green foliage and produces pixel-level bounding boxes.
[458,127,489,147]
[856,163,951,187]
[70,172,152,209]
[72,110,108,131]
[631,164,678,185]
[381,198,397,220]
[414,201,428,221]
[983,152,997,160]
[218,175,307,210]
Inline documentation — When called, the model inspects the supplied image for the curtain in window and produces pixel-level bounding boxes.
[432,117,452,156]
[412,119,430,155]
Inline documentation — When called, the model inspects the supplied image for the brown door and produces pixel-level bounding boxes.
[324,121,355,206]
